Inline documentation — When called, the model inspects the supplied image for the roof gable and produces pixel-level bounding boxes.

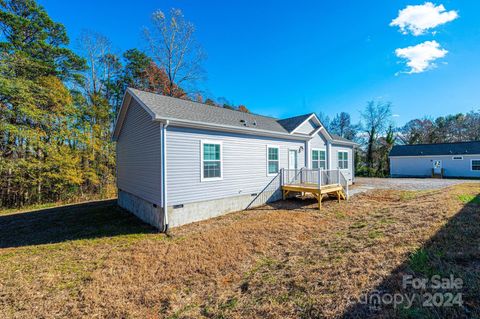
[277,113,313,133]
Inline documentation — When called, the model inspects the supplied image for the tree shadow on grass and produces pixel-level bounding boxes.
[342,193,480,319]
[0,200,157,248]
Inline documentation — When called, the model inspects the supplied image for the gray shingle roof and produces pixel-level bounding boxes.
[276,113,313,133]
[331,134,353,143]
[127,88,356,145]
[129,88,290,133]
[390,141,480,157]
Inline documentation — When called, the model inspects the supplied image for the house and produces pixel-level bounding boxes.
[112,88,357,231]
[389,141,480,178]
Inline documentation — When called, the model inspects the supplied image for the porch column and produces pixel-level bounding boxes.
[327,141,332,170]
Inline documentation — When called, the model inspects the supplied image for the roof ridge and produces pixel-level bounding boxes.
[128,87,279,120]
[278,113,314,121]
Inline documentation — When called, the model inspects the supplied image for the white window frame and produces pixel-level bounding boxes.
[311,148,326,170]
[472,159,480,172]
[266,145,280,176]
[200,140,223,182]
[338,150,349,170]
[452,156,463,160]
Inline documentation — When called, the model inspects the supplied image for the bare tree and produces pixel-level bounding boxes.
[77,30,120,96]
[144,8,206,97]
[361,101,392,168]
[330,112,359,140]
[399,118,435,145]
[317,112,331,131]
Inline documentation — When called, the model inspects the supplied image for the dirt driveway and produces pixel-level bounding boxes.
[351,177,480,195]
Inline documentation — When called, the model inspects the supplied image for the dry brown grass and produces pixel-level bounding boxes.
[0,184,479,318]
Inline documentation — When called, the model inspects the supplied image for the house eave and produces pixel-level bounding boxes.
[113,89,357,145]
[331,140,359,147]
[154,117,312,141]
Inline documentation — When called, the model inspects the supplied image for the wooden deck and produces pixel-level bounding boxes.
[282,183,346,210]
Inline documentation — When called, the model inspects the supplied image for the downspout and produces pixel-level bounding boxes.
[352,146,356,183]
[161,120,170,232]
[306,140,310,169]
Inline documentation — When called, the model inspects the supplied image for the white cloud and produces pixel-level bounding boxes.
[392,114,400,117]
[395,40,448,74]
[390,2,458,36]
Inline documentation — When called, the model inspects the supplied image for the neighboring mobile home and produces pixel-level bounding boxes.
[112,88,357,231]
[389,141,480,178]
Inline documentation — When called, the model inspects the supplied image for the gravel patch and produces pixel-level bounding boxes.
[350,177,479,196]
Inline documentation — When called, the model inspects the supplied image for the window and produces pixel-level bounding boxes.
[338,151,348,169]
[201,141,222,180]
[472,160,480,171]
[267,146,279,175]
[452,156,463,160]
[312,149,326,169]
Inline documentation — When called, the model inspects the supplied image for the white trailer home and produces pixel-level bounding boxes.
[389,142,480,179]
[112,88,357,231]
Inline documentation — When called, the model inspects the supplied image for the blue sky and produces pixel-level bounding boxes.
[38,0,480,125]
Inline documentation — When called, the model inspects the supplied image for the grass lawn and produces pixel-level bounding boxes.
[0,184,479,318]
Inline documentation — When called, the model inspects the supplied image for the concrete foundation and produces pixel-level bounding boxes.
[118,187,282,230]
[118,190,165,229]
[168,188,282,228]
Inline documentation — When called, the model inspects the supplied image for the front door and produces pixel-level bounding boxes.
[433,160,442,174]
[289,150,298,170]
[288,149,298,183]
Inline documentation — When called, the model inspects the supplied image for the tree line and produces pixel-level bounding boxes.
[322,104,479,177]
[0,0,247,208]
[1,0,478,208]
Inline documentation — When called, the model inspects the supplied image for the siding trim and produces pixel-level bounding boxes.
[471,159,480,171]
[266,144,280,177]
[327,141,332,169]
[161,121,169,230]
[311,148,327,169]
[288,148,299,170]
[290,114,316,134]
[200,139,224,182]
[290,114,334,141]
[337,150,349,170]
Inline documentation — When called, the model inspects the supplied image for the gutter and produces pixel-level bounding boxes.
[160,120,170,232]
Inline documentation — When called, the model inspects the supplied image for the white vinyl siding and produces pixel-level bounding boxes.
[472,160,480,171]
[294,118,319,135]
[267,145,279,175]
[312,149,326,169]
[166,127,305,205]
[116,99,162,205]
[338,151,348,169]
[201,140,223,181]
[390,155,480,178]
[308,130,328,170]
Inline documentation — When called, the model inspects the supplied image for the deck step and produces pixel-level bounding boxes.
[328,190,346,200]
